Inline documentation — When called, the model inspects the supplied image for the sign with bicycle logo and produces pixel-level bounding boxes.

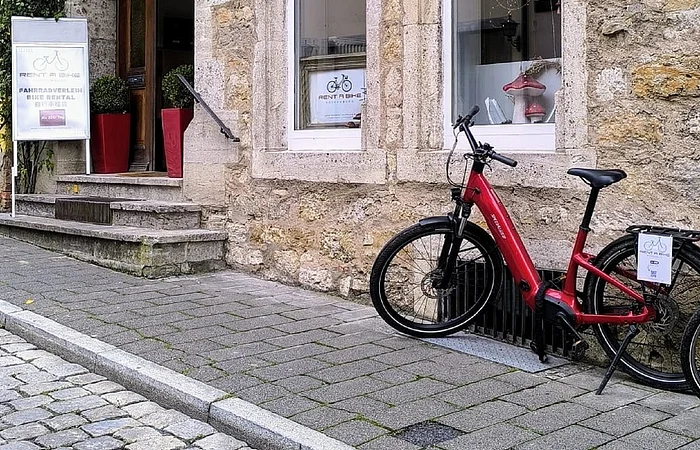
[637,233,672,284]
[309,68,365,125]
[11,17,90,141]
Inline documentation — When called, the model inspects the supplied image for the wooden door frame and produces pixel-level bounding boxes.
[117,0,156,171]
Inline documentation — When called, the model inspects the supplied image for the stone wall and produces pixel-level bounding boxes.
[184,0,700,300]
[588,0,700,228]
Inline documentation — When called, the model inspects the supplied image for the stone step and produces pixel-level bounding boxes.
[56,174,184,201]
[0,214,226,278]
[16,195,202,230]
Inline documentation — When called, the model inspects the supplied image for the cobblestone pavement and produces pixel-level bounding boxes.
[0,328,251,450]
[4,236,700,449]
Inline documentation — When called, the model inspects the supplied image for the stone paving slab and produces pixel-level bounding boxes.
[4,236,700,449]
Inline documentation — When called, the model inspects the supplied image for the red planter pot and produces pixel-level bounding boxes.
[90,113,131,174]
[162,108,194,178]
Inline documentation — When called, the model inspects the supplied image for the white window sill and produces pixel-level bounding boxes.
[444,123,556,152]
[288,128,361,151]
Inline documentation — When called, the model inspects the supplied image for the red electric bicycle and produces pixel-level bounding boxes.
[370,105,700,393]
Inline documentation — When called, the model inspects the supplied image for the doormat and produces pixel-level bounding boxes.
[424,333,569,373]
[112,172,169,178]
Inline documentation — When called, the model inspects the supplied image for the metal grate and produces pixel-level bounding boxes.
[54,197,141,225]
[467,266,573,357]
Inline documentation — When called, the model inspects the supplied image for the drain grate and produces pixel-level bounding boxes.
[55,197,142,225]
[393,421,463,447]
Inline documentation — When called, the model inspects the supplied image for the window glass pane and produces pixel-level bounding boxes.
[453,0,561,125]
[130,0,146,68]
[296,0,366,130]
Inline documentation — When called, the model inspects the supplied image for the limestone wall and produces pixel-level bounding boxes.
[185,0,700,300]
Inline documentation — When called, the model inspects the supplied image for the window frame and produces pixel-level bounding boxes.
[286,0,364,151]
[443,0,558,152]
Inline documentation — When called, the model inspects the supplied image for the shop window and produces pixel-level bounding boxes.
[293,0,366,131]
[448,0,561,150]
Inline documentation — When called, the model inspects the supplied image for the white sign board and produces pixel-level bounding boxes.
[11,17,90,141]
[309,68,365,125]
[637,233,673,285]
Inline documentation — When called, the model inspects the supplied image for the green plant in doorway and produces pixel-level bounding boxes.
[90,75,130,114]
[162,64,194,108]
[0,0,65,195]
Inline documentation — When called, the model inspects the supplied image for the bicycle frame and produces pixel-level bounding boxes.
[462,168,653,326]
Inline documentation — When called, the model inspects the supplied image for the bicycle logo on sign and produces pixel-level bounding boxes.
[643,236,668,253]
[33,51,69,72]
[326,74,352,93]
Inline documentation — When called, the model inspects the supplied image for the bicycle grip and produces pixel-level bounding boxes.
[453,105,481,129]
[465,105,480,120]
[491,152,518,167]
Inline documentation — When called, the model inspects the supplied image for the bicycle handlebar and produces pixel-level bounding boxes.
[452,105,518,168]
[490,151,518,168]
[453,105,480,129]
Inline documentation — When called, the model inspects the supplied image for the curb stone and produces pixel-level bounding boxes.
[0,299,356,450]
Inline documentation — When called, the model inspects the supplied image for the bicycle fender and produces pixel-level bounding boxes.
[418,215,454,228]
[417,217,498,249]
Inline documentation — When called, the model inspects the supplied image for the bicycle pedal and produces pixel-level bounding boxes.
[571,339,589,360]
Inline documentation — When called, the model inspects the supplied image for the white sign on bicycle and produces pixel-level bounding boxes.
[637,233,673,284]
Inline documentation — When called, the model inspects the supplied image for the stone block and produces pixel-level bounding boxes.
[55,175,183,202]
[82,418,140,437]
[633,63,700,98]
[15,195,57,218]
[210,398,355,450]
[192,433,248,450]
[94,349,227,422]
[186,241,224,263]
[34,429,89,449]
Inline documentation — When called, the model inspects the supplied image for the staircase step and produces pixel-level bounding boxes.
[15,194,57,218]
[111,201,201,230]
[16,195,202,230]
[0,214,226,278]
[56,174,183,201]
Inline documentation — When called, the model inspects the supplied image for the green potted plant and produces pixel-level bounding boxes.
[90,75,130,173]
[161,64,194,178]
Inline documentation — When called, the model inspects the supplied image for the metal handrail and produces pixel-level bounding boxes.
[176,74,240,142]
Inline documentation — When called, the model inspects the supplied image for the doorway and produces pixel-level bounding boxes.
[118,0,194,173]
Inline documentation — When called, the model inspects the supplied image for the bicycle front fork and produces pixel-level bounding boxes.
[436,189,473,290]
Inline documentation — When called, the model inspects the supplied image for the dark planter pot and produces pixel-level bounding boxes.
[162,108,194,178]
[90,113,131,174]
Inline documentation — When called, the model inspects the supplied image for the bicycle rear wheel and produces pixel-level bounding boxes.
[369,220,503,337]
[586,234,700,391]
[681,309,700,398]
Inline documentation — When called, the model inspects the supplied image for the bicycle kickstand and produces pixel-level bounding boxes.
[596,324,639,395]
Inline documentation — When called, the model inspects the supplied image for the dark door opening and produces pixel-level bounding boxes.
[154,0,194,172]
[118,0,193,173]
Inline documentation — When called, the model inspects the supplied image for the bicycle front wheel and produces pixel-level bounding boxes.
[586,234,700,391]
[370,220,503,338]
